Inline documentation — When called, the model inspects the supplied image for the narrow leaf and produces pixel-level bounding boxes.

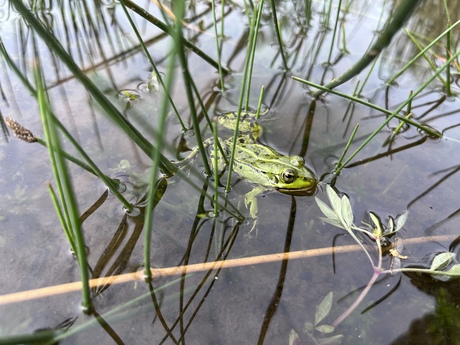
[315,291,333,326]
[315,324,335,333]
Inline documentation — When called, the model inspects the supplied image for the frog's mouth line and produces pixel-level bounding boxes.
[277,186,317,196]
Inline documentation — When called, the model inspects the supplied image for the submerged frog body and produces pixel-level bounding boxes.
[182,110,317,231]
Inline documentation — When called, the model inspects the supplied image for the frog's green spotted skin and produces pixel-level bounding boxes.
[182,110,317,231]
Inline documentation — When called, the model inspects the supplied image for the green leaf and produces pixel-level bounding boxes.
[387,217,394,233]
[315,324,335,333]
[316,197,342,227]
[446,264,460,275]
[319,217,346,229]
[395,210,409,231]
[430,252,455,271]
[369,212,382,236]
[340,195,353,230]
[315,292,333,326]
[326,185,343,223]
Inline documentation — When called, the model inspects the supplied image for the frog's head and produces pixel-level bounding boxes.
[273,156,317,196]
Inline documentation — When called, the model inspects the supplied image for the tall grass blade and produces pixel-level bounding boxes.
[48,183,76,254]
[35,66,91,311]
[226,0,265,193]
[212,0,226,90]
[143,0,188,279]
[244,1,265,110]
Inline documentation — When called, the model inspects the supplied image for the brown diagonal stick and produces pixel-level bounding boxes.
[0,234,455,306]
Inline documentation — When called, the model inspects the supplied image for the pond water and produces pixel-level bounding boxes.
[1,0,460,344]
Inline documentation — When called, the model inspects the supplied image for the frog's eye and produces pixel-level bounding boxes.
[282,169,297,184]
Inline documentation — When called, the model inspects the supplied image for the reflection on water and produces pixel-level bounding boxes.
[1,0,460,343]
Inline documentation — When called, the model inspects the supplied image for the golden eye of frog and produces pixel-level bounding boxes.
[181,109,317,232]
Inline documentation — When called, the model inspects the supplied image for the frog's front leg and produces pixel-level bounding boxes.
[244,185,266,233]
[176,137,214,169]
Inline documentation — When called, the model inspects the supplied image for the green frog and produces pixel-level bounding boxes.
[181,109,317,231]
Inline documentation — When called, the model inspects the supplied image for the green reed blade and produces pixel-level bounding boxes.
[335,123,359,172]
[48,183,76,254]
[337,49,460,172]
[292,77,441,138]
[143,0,186,280]
[404,28,447,87]
[123,0,230,76]
[11,1,177,176]
[225,0,265,193]
[212,0,226,91]
[35,66,92,312]
[388,19,460,84]
[119,0,186,131]
[324,0,342,69]
[244,0,265,110]
[446,20,452,96]
[313,0,422,97]
[270,0,288,70]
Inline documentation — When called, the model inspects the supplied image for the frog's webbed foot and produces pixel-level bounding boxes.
[244,185,266,234]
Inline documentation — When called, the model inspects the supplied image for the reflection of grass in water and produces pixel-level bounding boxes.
[2,0,460,343]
